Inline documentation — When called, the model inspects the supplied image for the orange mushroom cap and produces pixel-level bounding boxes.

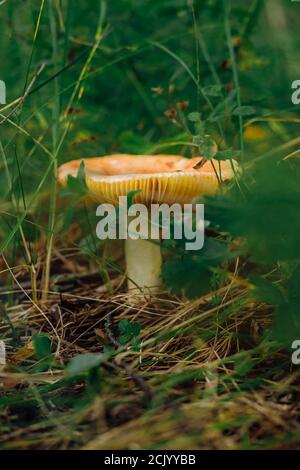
[57,154,235,205]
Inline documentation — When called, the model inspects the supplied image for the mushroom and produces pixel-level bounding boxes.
[58,154,234,299]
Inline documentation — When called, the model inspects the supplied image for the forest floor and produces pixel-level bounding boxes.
[0,257,299,450]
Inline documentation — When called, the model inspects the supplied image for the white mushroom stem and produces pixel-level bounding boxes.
[125,238,162,299]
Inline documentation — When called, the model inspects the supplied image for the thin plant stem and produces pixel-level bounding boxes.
[224,0,245,167]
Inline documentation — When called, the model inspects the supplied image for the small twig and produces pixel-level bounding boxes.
[193,158,206,170]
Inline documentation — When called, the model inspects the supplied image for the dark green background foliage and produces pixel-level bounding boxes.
[1,0,300,343]
[1,0,299,171]
[206,157,300,343]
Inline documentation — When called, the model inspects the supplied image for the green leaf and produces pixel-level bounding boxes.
[271,266,300,344]
[66,353,108,376]
[250,276,284,305]
[61,160,88,198]
[33,334,52,359]
[162,239,230,299]
[199,238,230,262]
[272,303,300,345]
[118,319,141,345]
[131,336,142,352]
[194,135,217,159]
[87,367,102,395]
[188,112,202,122]
[205,157,300,263]
[163,255,212,298]
[206,158,300,343]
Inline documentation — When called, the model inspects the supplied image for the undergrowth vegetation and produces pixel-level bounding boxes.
[1,0,300,450]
